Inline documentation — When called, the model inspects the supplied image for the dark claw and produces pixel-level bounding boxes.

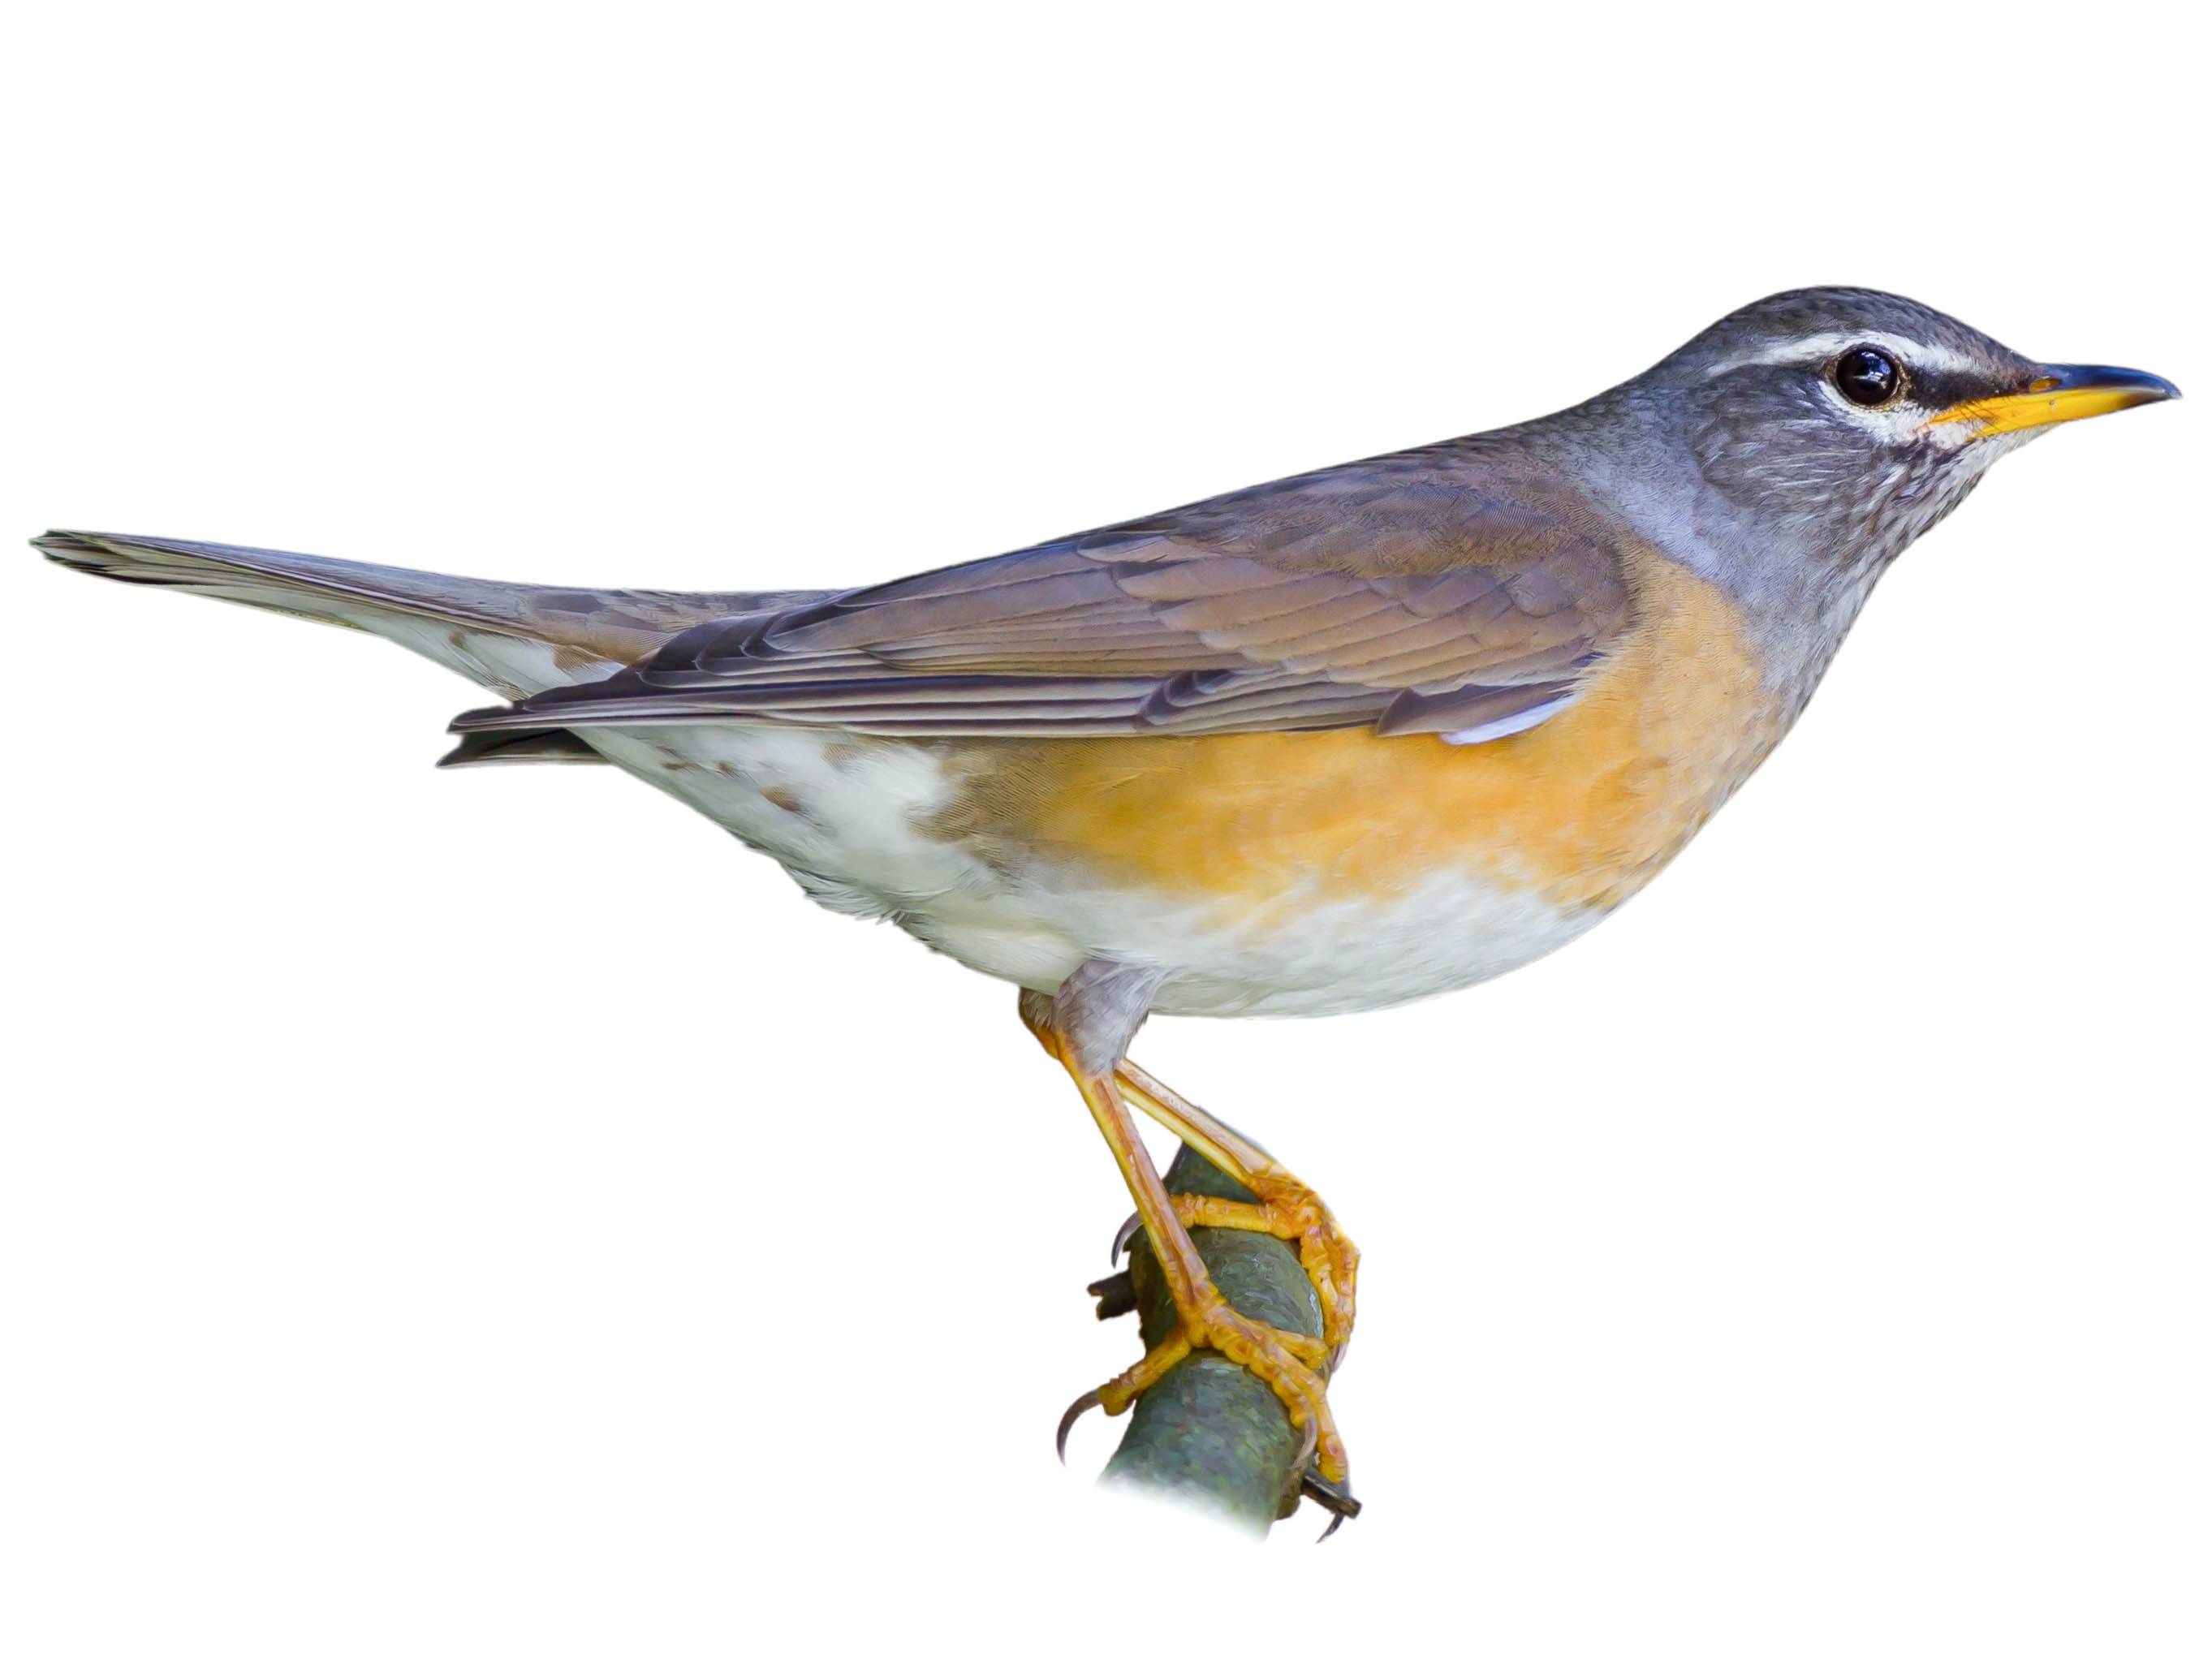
[1055,1390,1102,1465]
[1300,1471,1361,1540]
[1086,1270,1136,1321]
[1110,1211,1143,1263]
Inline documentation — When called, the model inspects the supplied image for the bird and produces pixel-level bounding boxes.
[37,287,2177,1502]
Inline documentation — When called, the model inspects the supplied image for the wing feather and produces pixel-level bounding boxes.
[451,451,1637,743]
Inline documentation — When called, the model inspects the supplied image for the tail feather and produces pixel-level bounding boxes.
[37,529,830,701]
[38,530,538,632]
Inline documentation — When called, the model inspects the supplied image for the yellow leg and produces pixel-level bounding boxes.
[1036,1027,1349,1484]
[1116,1058,1360,1368]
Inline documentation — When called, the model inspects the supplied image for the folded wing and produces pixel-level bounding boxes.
[450,451,1636,743]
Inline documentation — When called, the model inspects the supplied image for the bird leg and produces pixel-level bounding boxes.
[1022,972,1349,1485]
[1020,1004,1360,1365]
[1113,1058,1360,1369]
[1050,1043,1349,1483]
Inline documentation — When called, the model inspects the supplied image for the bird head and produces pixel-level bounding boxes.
[1633,287,2177,574]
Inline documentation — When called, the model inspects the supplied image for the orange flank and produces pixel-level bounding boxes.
[930,550,1783,915]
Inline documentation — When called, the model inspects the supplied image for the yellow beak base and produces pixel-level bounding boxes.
[1932,364,2180,438]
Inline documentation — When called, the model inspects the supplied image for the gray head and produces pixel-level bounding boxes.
[1536,287,2177,707]
[1644,287,2175,562]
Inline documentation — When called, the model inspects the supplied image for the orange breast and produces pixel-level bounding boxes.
[925,551,1783,916]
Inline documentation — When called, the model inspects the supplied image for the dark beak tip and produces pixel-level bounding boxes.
[2049,364,2182,403]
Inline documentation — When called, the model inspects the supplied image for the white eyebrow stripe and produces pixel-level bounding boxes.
[1703,330,1980,379]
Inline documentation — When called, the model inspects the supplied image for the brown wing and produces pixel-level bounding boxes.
[449,450,1635,742]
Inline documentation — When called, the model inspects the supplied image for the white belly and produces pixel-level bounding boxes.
[584,723,1603,1018]
[1026,868,1604,1016]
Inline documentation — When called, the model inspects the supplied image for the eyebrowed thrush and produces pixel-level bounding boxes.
[37,287,2179,1512]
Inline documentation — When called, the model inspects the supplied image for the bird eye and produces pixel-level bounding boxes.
[1834,346,1903,407]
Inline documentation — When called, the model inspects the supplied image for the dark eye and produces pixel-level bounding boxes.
[1834,346,1902,407]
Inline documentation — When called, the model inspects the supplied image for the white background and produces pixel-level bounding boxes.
[3,4,2204,1653]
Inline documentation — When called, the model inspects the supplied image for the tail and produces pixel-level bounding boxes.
[37,529,825,711]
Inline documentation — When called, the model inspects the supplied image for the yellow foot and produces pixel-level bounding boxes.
[1017,997,1353,1493]
[1112,1061,1360,1368]
[1062,1285,1349,1485]
[1163,1174,1359,1370]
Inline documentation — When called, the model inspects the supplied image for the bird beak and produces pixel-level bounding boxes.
[1930,364,2181,439]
